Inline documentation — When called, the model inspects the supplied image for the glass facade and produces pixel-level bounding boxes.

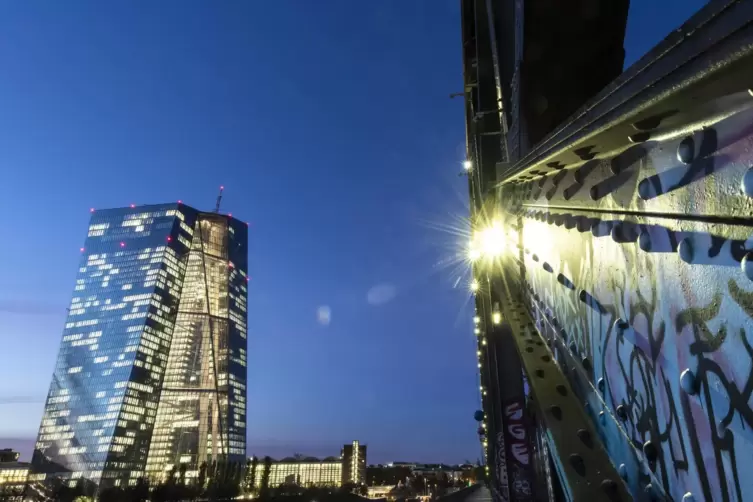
[257,461,343,487]
[28,203,247,495]
[146,214,248,480]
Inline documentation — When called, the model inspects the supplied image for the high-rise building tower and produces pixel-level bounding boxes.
[341,441,366,485]
[27,203,248,495]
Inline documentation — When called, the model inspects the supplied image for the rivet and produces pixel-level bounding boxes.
[599,411,606,424]
[582,357,592,372]
[743,167,753,197]
[618,463,627,480]
[600,479,619,499]
[645,483,656,501]
[577,429,593,448]
[597,377,605,393]
[677,136,695,164]
[555,384,567,396]
[525,346,534,353]
[611,223,626,243]
[616,405,628,421]
[535,369,545,378]
[638,230,652,251]
[532,254,539,262]
[589,185,600,201]
[550,405,562,420]
[543,262,553,273]
[682,493,696,502]
[629,132,651,143]
[541,354,551,362]
[680,369,698,395]
[678,238,694,263]
[637,178,652,200]
[578,290,587,303]
[643,440,658,462]
[614,318,628,334]
[569,454,586,477]
[742,252,753,281]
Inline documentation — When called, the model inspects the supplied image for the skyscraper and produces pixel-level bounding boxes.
[28,203,248,496]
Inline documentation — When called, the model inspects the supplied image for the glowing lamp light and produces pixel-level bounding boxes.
[482,339,487,345]
[167,236,172,242]
[80,247,85,252]
[228,262,234,268]
[463,160,472,171]
[220,185,225,190]
[120,242,125,248]
[89,208,95,213]
[130,204,135,208]
[492,312,502,325]
[473,316,480,324]
[474,328,480,335]
[477,222,505,257]
[178,200,183,204]
[228,213,232,217]
[477,350,481,356]
[470,280,480,293]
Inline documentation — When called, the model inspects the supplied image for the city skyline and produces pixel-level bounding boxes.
[0,0,706,466]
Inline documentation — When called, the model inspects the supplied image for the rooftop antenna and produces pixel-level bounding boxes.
[215,185,224,213]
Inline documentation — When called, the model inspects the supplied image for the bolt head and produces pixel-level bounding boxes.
[742,252,753,281]
[638,231,652,252]
[678,238,694,264]
[618,463,627,480]
[682,492,696,502]
[742,167,753,198]
[680,369,698,395]
[597,377,605,393]
[643,440,658,462]
[613,318,628,333]
[677,136,695,164]
[616,404,628,421]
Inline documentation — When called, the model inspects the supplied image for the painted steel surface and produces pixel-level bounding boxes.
[499,94,753,501]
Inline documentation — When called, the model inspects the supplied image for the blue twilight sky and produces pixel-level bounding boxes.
[0,0,706,463]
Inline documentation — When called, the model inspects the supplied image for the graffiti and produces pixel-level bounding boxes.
[495,431,510,502]
[500,102,753,501]
[502,399,533,500]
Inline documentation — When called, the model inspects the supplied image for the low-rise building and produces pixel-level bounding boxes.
[246,441,367,490]
[0,461,30,496]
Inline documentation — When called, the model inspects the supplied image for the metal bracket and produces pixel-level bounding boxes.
[493,298,631,502]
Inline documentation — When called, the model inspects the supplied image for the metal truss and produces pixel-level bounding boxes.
[465,1,753,502]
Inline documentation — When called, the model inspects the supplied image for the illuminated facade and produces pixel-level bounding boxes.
[254,458,343,488]
[28,203,248,495]
[341,441,366,485]
[246,442,367,490]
